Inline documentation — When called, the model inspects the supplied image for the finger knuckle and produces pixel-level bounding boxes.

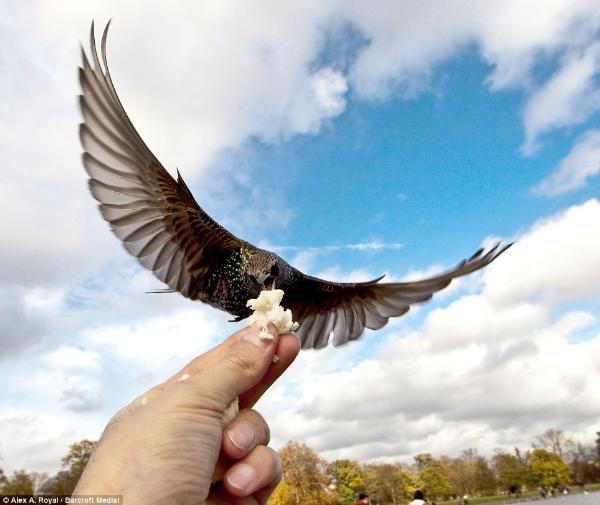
[245,410,270,445]
[256,446,280,471]
[265,446,283,479]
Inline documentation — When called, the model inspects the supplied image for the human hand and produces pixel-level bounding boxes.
[74,324,300,505]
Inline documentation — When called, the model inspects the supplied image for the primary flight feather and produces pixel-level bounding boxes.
[78,22,512,349]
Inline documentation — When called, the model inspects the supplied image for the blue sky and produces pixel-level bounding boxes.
[1,0,600,475]
[212,49,598,274]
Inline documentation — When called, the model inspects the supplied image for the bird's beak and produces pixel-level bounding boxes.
[258,273,276,290]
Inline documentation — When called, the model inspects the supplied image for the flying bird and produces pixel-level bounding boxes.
[78,23,512,349]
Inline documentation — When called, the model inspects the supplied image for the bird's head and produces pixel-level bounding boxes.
[246,254,282,293]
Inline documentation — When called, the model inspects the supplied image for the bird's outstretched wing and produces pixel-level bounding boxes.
[285,243,512,349]
[79,22,244,300]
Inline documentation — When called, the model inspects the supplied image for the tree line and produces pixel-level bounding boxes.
[269,429,600,505]
[1,429,598,502]
[0,440,96,496]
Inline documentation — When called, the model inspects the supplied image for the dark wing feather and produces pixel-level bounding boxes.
[79,22,243,299]
[285,243,512,349]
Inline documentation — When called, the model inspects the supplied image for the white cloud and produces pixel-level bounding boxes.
[533,129,600,194]
[484,199,600,304]
[0,296,232,473]
[344,1,475,100]
[343,0,600,102]
[288,67,349,134]
[0,2,115,288]
[477,0,598,90]
[0,0,345,292]
[2,0,599,293]
[260,199,600,462]
[3,0,600,474]
[85,309,224,368]
[43,347,101,372]
[0,409,99,473]
[522,43,600,154]
[313,266,381,283]
[284,250,324,276]
[272,241,404,253]
[0,286,66,356]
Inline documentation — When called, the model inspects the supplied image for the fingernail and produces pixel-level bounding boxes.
[242,324,275,347]
[266,322,278,339]
[227,463,255,491]
[228,422,255,452]
[242,324,264,347]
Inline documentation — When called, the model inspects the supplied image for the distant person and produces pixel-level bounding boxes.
[409,490,426,505]
[355,493,369,505]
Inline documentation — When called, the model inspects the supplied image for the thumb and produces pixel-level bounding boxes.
[192,323,279,407]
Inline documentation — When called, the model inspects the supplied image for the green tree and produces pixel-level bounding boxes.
[328,460,365,505]
[464,450,496,496]
[441,456,463,497]
[528,449,571,488]
[363,464,416,505]
[0,470,35,495]
[474,457,497,495]
[567,442,600,484]
[442,450,496,497]
[274,441,335,505]
[415,454,451,501]
[62,440,96,477]
[41,440,97,495]
[493,451,528,491]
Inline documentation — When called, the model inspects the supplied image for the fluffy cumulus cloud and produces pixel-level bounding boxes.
[522,44,600,154]
[533,129,600,195]
[2,0,600,472]
[0,295,233,473]
[2,0,599,298]
[338,0,600,155]
[261,200,600,462]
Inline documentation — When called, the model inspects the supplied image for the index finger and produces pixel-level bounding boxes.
[238,332,300,409]
[162,324,259,387]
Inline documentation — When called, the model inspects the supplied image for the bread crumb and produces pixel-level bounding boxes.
[140,397,148,407]
[223,397,239,426]
[245,289,299,339]
[177,373,190,382]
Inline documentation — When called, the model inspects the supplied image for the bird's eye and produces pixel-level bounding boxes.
[249,275,258,284]
[270,264,279,276]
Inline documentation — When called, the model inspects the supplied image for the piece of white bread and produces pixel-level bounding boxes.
[245,289,299,338]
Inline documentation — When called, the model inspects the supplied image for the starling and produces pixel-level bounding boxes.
[78,23,512,349]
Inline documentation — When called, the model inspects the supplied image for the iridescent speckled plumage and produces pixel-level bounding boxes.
[78,23,512,349]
